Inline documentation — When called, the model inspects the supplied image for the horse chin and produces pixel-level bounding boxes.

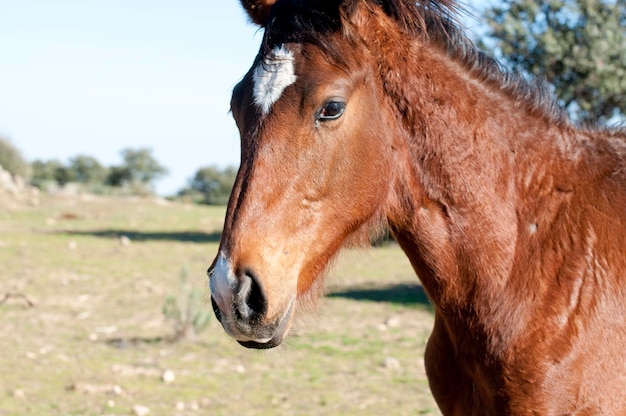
[234,308,292,349]
[237,337,283,349]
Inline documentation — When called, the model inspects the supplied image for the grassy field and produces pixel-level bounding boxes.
[0,193,440,415]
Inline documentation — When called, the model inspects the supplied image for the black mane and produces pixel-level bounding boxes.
[261,0,344,63]
[261,0,567,124]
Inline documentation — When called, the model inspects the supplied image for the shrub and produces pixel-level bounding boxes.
[0,137,31,180]
[162,267,211,341]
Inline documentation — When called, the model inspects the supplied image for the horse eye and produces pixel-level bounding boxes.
[317,101,346,121]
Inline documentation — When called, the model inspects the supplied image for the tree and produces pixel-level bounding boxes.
[0,137,31,180]
[31,159,68,188]
[482,0,626,123]
[107,148,168,189]
[67,155,108,184]
[184,165,237,205]
[121,147,168,185]
[105,166,130,187]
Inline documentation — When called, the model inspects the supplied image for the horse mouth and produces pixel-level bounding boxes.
[212,295,296,349]
[237,338,282,349]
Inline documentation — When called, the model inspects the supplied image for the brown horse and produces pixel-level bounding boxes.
[208,0,626,414]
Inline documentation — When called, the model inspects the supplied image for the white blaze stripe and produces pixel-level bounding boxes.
[253,45,297,115]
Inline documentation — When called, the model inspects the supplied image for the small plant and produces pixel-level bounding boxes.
[162,266,211,341]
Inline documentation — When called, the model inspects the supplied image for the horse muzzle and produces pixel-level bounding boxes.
[208,252,295,349]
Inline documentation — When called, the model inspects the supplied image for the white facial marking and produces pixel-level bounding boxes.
[209,251,237,313]
[253,45,297,115]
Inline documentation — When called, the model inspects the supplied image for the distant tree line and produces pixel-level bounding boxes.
[178,165,237,205]
[1,136,237,203]
[0,138,168,196]
[30,148,168,195]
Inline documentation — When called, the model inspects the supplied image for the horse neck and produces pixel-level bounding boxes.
[382,40,579,342]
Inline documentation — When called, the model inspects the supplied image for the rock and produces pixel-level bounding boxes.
[0,163,31,195]
[385,316,402,328]
[132,404,150,416]
[382,356,401,371]
[12,389,25,399]
[77,311,91,320]
[68,382,123,395]
[95,325,118,335]
[161,369,175,384]
[153,197,170,206]
[111,364,160,377]
[38,345,54,355]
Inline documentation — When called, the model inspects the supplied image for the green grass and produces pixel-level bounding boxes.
[0,194,440,415]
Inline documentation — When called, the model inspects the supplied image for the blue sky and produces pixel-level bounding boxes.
[0,1,490,195]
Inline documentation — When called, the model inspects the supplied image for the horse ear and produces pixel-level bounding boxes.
[240,0,277,26]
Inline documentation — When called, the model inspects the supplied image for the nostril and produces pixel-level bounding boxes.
[211,296,223,323]
[245,270,266,317]
[235,269,267,322]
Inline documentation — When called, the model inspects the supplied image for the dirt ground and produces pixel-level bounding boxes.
[0,194,441,415]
